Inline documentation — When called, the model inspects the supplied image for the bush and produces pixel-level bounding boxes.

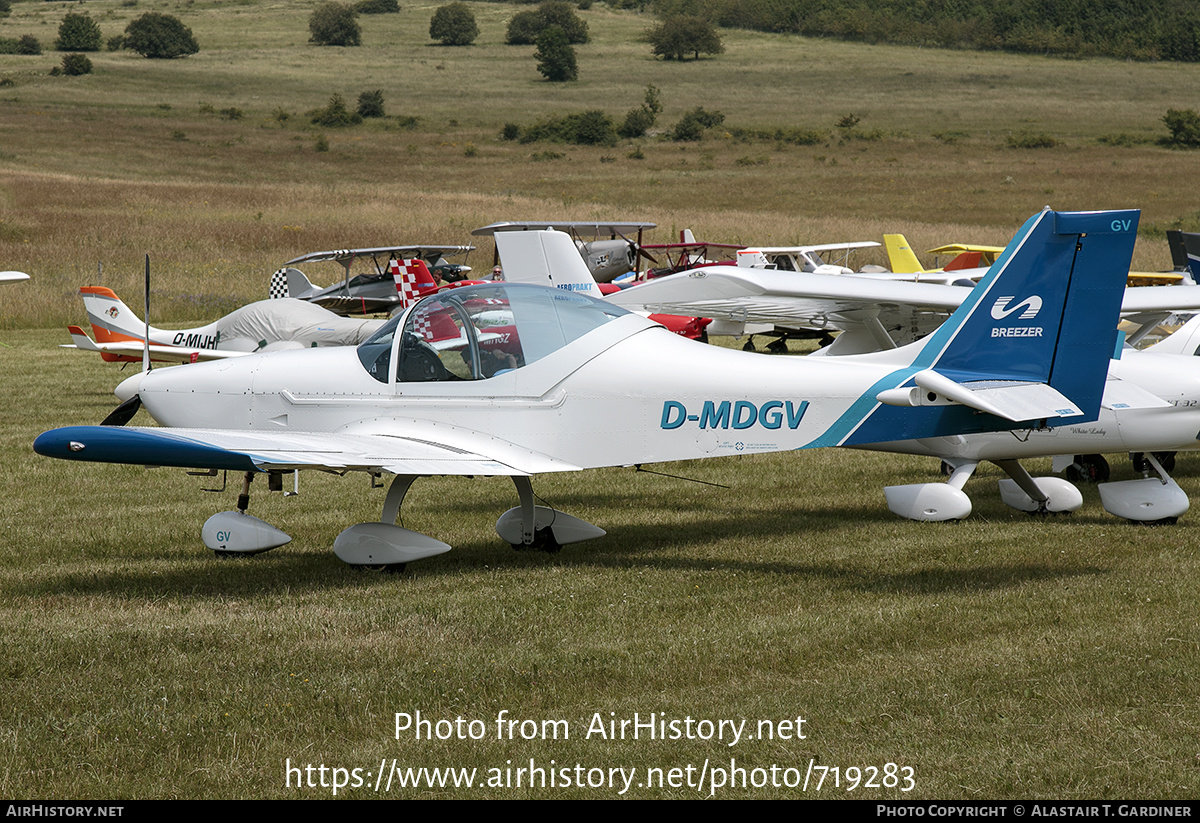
[355,0,399,12]
[1162,108,1200,147]
[1006,130,1058,149]
[430,2,479,46]
[55,12,102,52]
[671,106,724,141]
[506,1,587,45]
[16,35,41,56]
[61,53,93,76]
[357,89,385,118]
[534,25,577,82]
[123,13,199,59]
[310,2,361,47]
[618,84,662,138]
[0,0,10,15]
[646,15,723,60]
[518,110,615,145]
[310,93,362,127]
[107,34,126,52]
[501,122,521,141]
[618,108,654,139]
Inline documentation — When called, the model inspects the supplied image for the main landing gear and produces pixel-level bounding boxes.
[886,459,1082,522]
[202,472,606,569]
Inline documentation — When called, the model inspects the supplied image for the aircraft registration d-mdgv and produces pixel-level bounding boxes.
[36,208,1137,568]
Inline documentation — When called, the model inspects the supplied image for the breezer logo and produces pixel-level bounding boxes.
[990,295,1042,320]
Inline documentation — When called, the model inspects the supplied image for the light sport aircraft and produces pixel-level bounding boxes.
[272,245,476,315]
[35,209,1137,568]
[472,221,657,283]
[886,231,1194,287]
[65,286,388,364]
[1,271,30,284]
[66,260,460,365]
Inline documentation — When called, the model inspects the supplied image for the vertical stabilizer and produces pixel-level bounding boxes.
[912,208,1138,422]
[494,230,603,299]
[883,234,926,273]
[80,286,157,345]
[391,258,440,309]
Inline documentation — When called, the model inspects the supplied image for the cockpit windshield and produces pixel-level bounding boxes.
[357,283,631,384]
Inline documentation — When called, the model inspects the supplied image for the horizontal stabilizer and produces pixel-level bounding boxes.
[876,369,1082,422]
[62,326,246,363]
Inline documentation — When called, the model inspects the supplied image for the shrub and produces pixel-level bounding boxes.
[55,12,102,52]
[618,107,654,139]
[518,111,615,145]
[645,15,722,60]
[61,53,93,76]
[0,0,10,15]
[1006,130,1058,149]
[1162,108,1200,147]
[310,93,362,127]
[309,2,361,47]
[123,13,199,59]
[534,25,577,82]
[16,35,41,56]
[107,34,126,52]
[357,89,385,118]
[355,0,399,12]
[506,1,587,45]
[430,2,479,46]
[501,122,521,141]
[618,84,662,138]
[671,107,724,141]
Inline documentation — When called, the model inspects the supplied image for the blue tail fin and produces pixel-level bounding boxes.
[910,208,1138,421]
[1182,232,1200,283]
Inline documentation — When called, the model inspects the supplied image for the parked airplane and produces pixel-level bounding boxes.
[35,209,1137,567]
[472,221,657,283]
[1,271,30,284]
[869,342,1200,524]
[67,260,451,365]
[604,251,1200,354]
[272,245,476,315]
[637,230,745,280]
[886,230,1193,287]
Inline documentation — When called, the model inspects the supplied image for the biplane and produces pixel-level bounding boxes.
[271,245,475,315]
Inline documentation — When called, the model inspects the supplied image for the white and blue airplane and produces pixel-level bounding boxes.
[35,209,1137,567]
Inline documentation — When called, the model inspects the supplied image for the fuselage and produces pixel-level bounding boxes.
[128,306,1034,472]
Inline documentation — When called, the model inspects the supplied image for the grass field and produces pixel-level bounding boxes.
[2,0,1200,800]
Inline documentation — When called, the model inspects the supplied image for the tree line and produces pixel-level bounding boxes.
[616,0,1200,61]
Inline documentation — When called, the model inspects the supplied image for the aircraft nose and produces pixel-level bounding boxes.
[114,371,144,402]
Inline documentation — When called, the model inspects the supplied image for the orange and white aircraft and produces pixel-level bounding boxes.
[65,260,454,365]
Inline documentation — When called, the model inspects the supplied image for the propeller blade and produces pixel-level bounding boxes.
[101,395,142,427]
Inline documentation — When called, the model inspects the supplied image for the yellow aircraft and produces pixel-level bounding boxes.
[884,233,1188,287]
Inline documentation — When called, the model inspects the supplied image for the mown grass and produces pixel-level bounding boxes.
[3,330,1200,798]
[2,0,1200,800]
